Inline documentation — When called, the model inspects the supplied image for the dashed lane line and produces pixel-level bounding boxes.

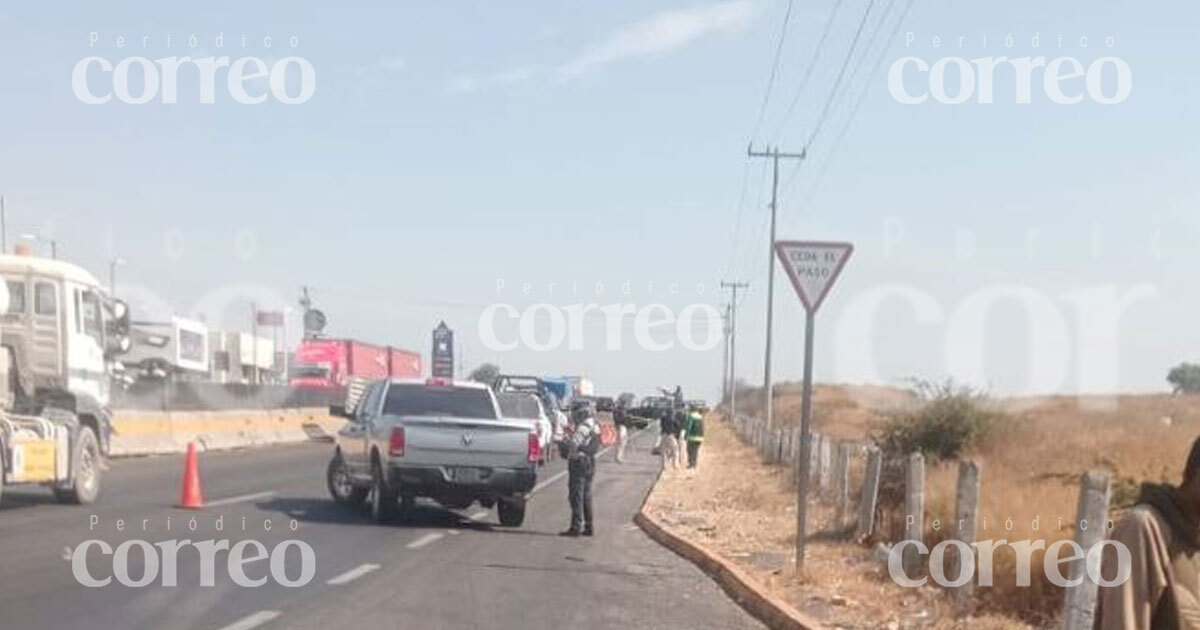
[326,563,381,586]
[405,532,444,549]
[205,491,276,508]
[216,610,281,630]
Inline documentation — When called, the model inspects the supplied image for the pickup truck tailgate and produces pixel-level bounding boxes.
[397,416,532,469]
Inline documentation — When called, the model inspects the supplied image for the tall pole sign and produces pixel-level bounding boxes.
[431,321,455,379]
[774,240,854,570]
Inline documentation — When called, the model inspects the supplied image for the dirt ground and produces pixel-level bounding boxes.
[644,416,1032,630]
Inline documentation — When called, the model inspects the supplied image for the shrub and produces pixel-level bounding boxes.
[871,379,1004,461]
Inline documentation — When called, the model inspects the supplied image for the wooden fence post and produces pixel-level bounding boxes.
[952,460,980,609]
[903,452,926,577]
[857,448,883,539]
[1061,472,1111,630]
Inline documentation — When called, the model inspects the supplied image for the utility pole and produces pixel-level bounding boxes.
[720,280,749,420]
[251,302,259,386]
[748,144,805,429]
[720,302,731,403]
[109,257,124,296]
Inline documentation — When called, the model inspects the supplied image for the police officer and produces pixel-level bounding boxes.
[683,409,705,469]
[560,403,600,537]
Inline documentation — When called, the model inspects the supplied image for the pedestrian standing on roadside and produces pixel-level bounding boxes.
[683,410,705,469]
[559,404,600,537]
[613,401,630,463]
[659,406,679,471]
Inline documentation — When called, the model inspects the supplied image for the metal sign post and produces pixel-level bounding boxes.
[773,240,854,571]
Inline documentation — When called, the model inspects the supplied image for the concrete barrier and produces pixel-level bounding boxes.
[110,408,344,456]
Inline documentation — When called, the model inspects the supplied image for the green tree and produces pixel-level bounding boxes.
[468,362,501,385]
[1168,363,1200,394]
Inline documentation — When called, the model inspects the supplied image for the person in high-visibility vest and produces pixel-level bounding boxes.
[682,411,705,469]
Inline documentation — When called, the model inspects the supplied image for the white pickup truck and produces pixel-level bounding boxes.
[326,378,540,526]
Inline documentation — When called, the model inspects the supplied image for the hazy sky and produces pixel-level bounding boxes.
[0,0,1195,401]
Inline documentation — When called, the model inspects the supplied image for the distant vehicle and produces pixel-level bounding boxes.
[326,377,538,526]
[290,338,421,389]
[540,377,571,407]
[123,316,209,380]
[495,392,552,466]
[687,399,710,414]
[562,376,594,398]
[0,253,132,505]
[625,395,672,429]
[491,374,566,443]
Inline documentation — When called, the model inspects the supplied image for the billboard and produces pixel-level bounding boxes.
[431,321,454,379]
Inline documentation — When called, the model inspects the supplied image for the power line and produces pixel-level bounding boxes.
[749,0,796,144]
[803,0,879,152]
[779,0,881,196]
[771,0,849,141]
[789,0,918,208]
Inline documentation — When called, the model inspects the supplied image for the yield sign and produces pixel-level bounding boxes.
[774,240,854,313]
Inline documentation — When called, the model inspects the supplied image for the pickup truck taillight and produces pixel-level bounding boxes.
[389,427,406,457]
[527,431,541,463]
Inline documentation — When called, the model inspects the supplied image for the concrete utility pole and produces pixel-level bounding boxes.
[720,302,731,403]
[720,281,749,420]
[748,145,805,430]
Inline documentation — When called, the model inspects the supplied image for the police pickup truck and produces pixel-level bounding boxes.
[326,378,539,526]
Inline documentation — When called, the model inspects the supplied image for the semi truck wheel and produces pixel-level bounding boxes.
[54,427,100,505]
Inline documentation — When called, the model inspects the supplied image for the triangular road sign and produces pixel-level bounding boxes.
[774,240,854,313]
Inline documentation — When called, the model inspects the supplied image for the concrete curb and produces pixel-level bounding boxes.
[634,477,822,630]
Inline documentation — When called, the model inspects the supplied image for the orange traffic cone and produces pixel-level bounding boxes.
[179,442,204,509]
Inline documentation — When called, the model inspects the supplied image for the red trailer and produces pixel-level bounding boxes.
[387,347,422,379]
[290,339,422,388]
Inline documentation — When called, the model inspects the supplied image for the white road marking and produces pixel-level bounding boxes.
[325,563,380,585]
[446,529,461,535]
[531,469,568,494]
[216,610,281,630]
[406,533,444,549]
[206,491,275,508]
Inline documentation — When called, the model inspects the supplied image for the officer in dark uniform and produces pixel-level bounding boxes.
[560,403,601,537]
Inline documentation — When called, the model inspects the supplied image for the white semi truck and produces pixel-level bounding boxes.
[0,252,130,505]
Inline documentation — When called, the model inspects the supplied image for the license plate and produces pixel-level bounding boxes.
[450,467,483,484]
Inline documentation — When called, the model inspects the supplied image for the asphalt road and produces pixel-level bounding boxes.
[0,427,764,630]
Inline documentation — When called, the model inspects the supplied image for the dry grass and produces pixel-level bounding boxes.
[646,416,1027,629]
[697,385,1200,626]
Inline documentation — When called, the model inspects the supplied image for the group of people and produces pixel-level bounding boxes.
[656,404,704,471]
[556,387,704,537]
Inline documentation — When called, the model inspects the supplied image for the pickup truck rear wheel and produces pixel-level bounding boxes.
[370,462,398,524]
[327,454,368,506]
[497,497,526,527]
